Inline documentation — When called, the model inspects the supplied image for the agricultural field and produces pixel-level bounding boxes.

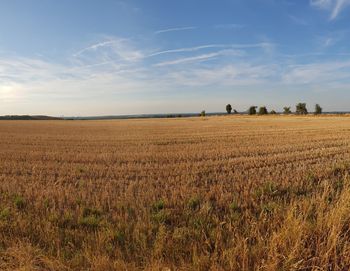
[2,115,350,270]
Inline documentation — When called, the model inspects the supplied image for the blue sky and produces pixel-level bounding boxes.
[1,0,350,115]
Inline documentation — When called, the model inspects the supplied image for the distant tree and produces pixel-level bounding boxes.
[248,106,257,115]
[315,104,322,115]
[226,104,232,114]
[296,103,308,115]
[233,109,238,114]
[258,106,268,115]
[200,110,206,117]
[270,110,277,115]
[283,107,292,114]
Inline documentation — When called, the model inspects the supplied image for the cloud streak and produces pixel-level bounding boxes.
[148,43,273,57]
[310,0,350,20]
[73,38,144,62]
[331,0,350,19]
[154,52,220,67]
[154,26,197,35]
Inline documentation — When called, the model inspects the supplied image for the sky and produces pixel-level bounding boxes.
[1,0,350,115]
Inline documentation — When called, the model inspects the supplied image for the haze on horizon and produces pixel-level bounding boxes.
[1,0,350,116]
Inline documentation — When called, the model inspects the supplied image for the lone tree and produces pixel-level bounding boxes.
[283,107,292,114]
[226,104,232,114]
[258,106,268,115]
[296,103,308,115]
[315,104,322,115]
[248,106,257,115]
[200,110,206,117]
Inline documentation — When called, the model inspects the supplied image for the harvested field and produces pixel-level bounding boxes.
[1,115,350,270]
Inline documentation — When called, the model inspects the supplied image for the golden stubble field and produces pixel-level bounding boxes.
[2,115,350,270]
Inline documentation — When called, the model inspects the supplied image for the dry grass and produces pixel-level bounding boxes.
[1,115,350,270]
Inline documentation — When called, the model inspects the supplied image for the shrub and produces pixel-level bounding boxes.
[188,196,200,210]
[151,210,170,224]
[58,212,75,229]
[296,103,308,115]
[151,200,170,224]
[229,201,241,213]
[200,110,206,117]
[79,207,102,229]
[270,110,277,114]
[151,200,165,213]
[79,215,100,229]
[82,207,101,218]
[113,230,126,246]
[14,195,26,210]
[248,106,257,115]
[258,106,268,115]
[0,208,10,220]
[283,107,292,114]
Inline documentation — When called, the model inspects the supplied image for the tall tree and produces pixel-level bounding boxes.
[248,106,257,115]
[258,106,268,115]
[315,104,322,115]
[296,103,308,115]
[226,104,232,114]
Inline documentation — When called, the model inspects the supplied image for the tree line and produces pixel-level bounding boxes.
[224,103,322,115]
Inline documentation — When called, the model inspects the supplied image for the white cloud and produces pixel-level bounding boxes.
[4,33,350,114]
[0,39,276,106]
[73,38,144,62]
[282,61,350,84]
[163,64,278,87]
[323,37,334,47]
[331,0,350,19]
[310,0,332,9]
[154,50,243,67]
[310,0,350,20]
[154,26,197,35]
[74,40,118,57]
[154,53,220,67]
[148,43,273,57]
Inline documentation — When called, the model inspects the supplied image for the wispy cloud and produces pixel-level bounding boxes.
[154,49,244,67]
[310,0,350,20]
[164,63,278,87]
[154,26,197,35]
[331,0,350,19]
[148,43,273,57]
[282,60,350,84]
[310,0,332,9]
[4,32,350,115]
[315,30,348,49]
[73,38,144,62]
[0,37,277,107]
[73,40,118,57]
[154,53,220,67]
